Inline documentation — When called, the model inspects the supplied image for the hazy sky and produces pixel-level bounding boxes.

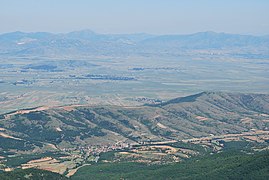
[0,0,268,35]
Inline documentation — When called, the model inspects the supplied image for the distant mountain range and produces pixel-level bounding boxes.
[0,30,268,57]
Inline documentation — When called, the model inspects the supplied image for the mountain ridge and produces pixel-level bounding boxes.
[1,30,268,38]
[1,30,268,57]
[1,91,269,150]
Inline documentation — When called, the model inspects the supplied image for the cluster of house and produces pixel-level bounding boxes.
[61,141,131,156]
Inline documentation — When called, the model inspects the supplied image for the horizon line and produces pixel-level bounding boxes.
[0,30,268,37]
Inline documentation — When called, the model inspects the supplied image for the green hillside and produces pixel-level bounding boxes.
[72,150,269,180]
[1,150,268,180]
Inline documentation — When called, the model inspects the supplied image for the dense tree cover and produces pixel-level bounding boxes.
[1,150,268,179]
[72,151,269,180]
[0,169,68,180]
[0,137,35,151]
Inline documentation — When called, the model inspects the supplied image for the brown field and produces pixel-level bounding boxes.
[149,145,178,153]
[27,157,52,164]
[118,152,130,155]
[21,157,74,174]
[44,143,58,150]
[60,104,86,111]
[196,116,209,121]
[0,132,22,140]
[244,136,260,142]
[66,164,91,177]
[156,122,168,129]
[3,168,14,172]
[4,106,50,119]
[240,117,253,124]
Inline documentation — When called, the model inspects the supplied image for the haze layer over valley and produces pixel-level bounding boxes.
[0,30,268,114]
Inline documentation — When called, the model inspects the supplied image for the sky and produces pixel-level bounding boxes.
[0,0,269,35]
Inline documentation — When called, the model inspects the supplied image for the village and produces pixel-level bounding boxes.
[1,129,269,177]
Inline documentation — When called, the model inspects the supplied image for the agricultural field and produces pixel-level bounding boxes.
[0,54,269,114]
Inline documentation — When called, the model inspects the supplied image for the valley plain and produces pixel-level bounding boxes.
[0,31,269,114]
